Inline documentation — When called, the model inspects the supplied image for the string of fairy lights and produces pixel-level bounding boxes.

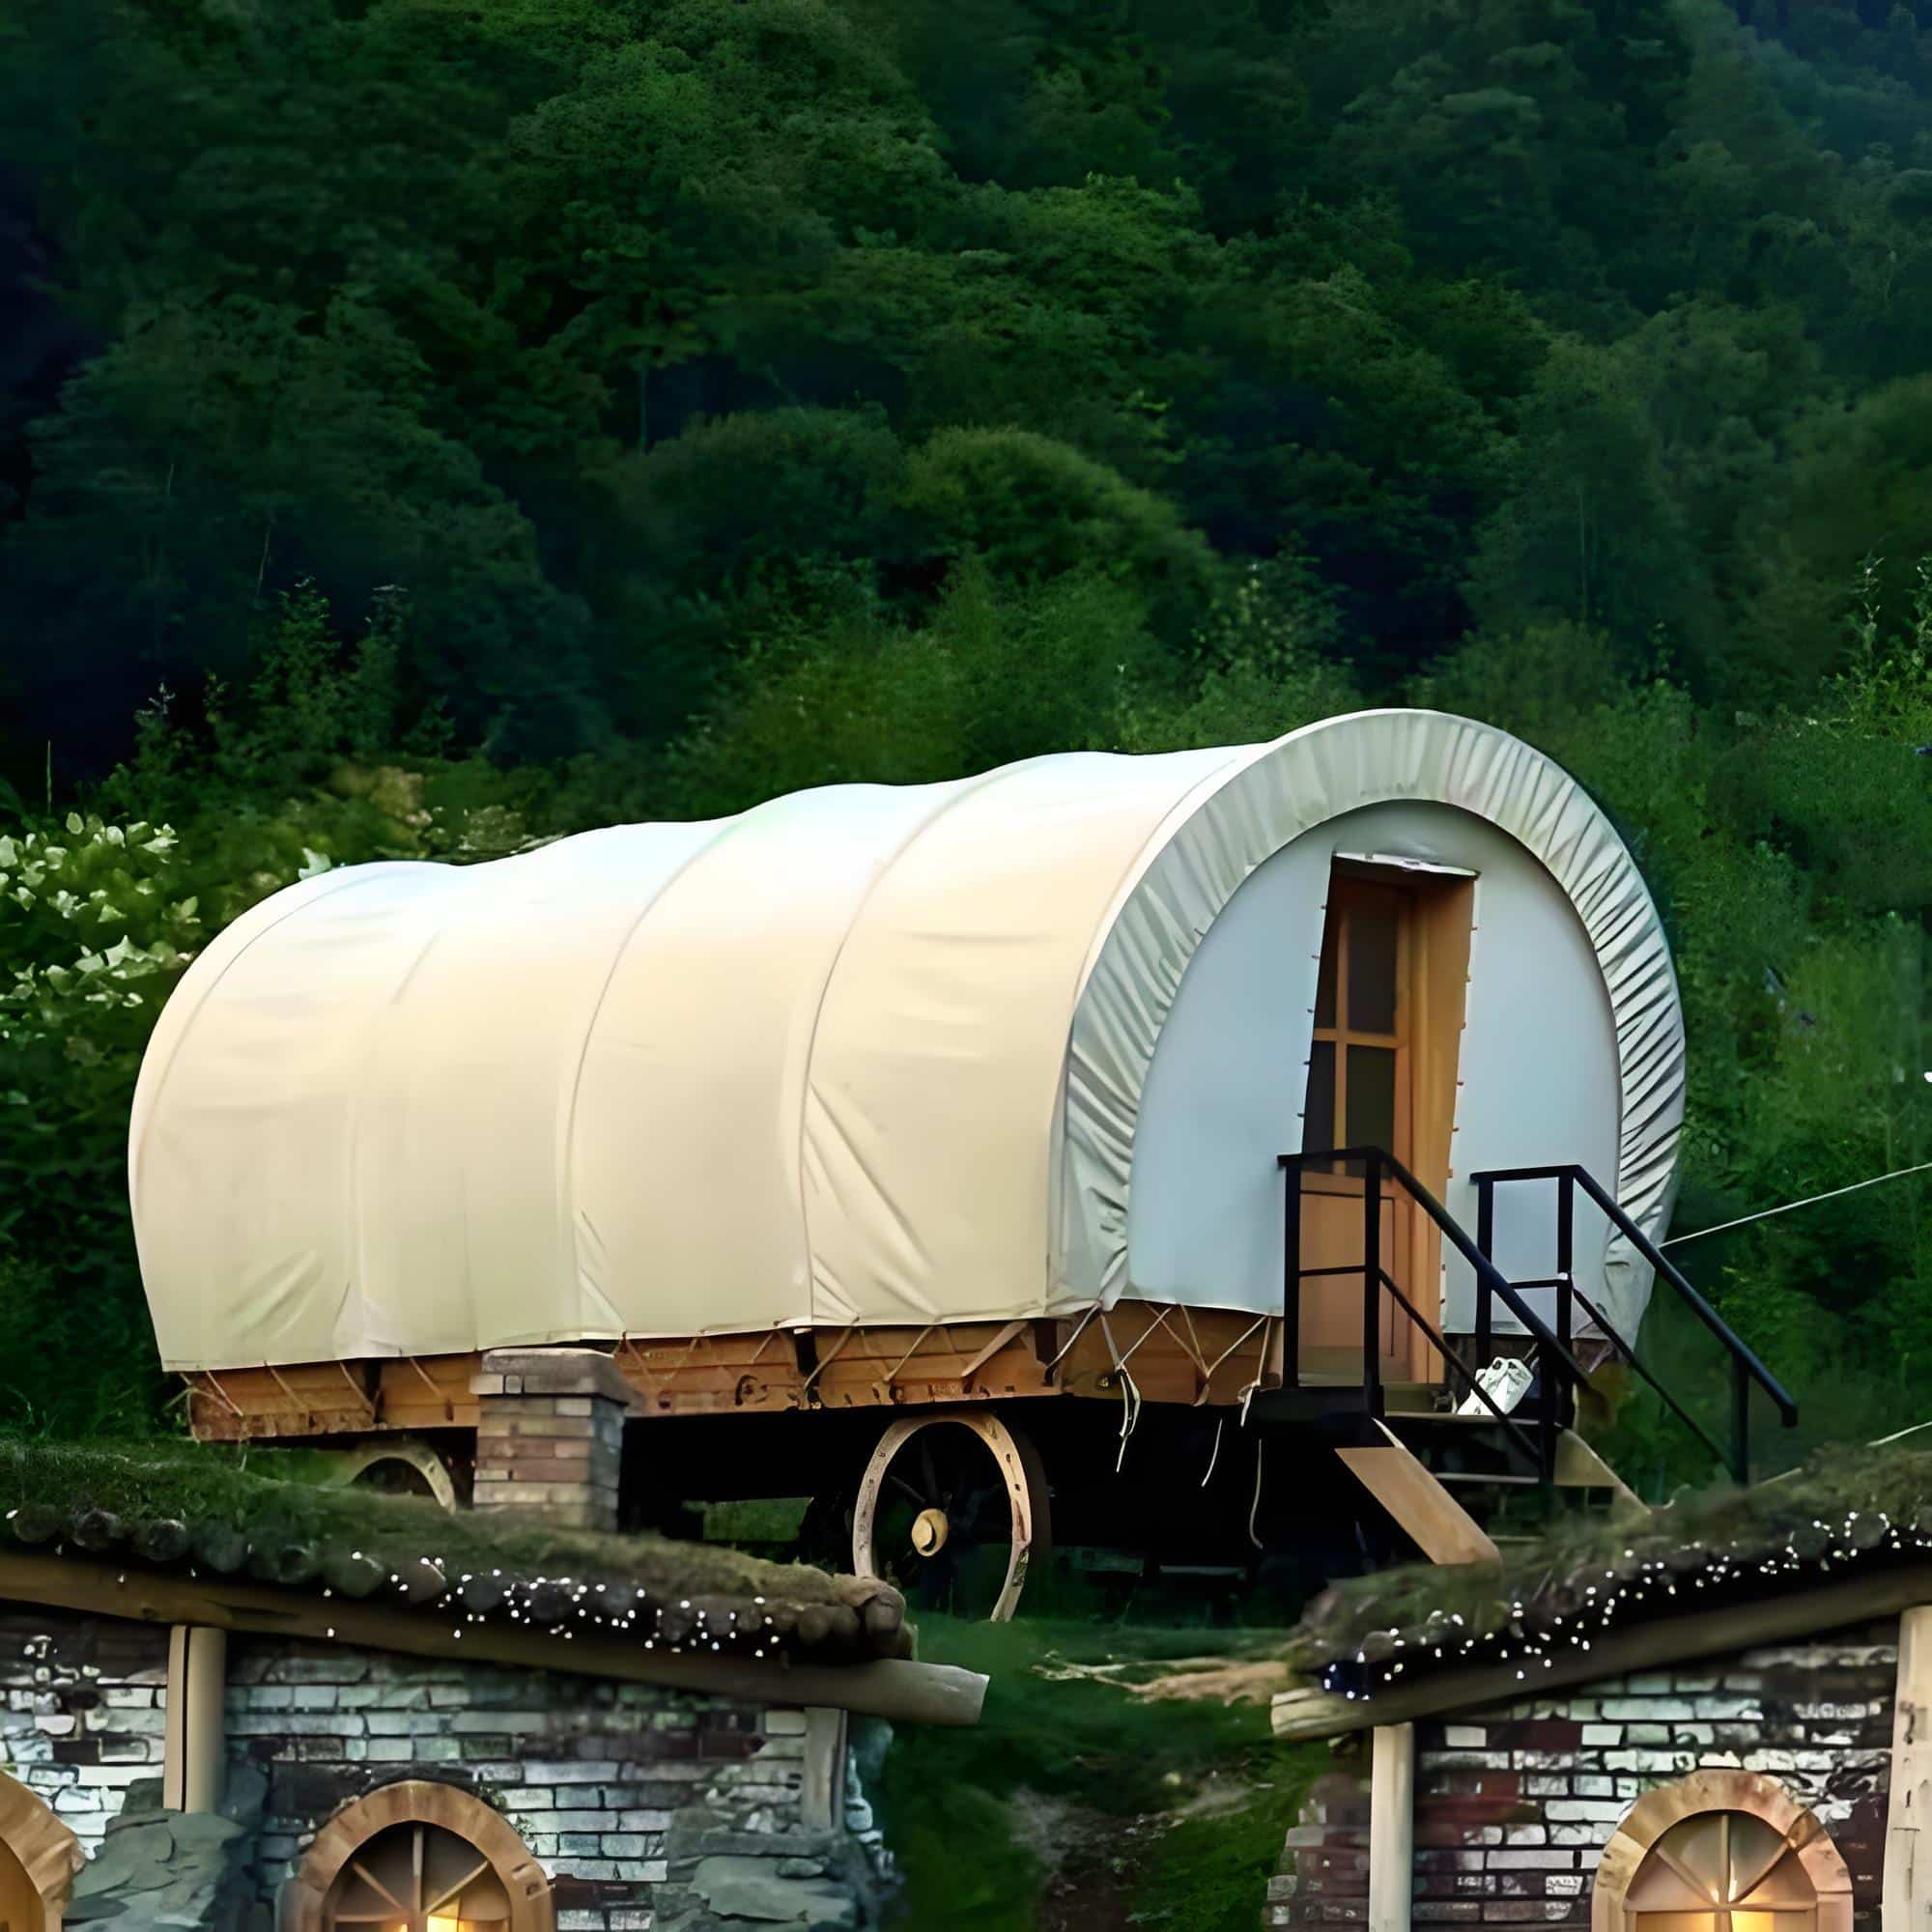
[1319,1505,1915,1706]
[316,1565,790,1659]
[5,1508,825,1662]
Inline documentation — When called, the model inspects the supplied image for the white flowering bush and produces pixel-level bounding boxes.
[0,815,204,1050]
[0,815,210,1430]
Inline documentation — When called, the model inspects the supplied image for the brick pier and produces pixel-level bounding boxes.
[469,1348,631,1531]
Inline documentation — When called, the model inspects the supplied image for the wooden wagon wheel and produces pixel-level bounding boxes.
[851,1410,1051,1622]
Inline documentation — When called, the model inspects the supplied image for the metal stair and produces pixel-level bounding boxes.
[1264,1145,1797,1568]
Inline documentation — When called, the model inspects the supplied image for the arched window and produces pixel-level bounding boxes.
[1593,1772,1853,1932]
[0,1771,82,1932]
[324,1820,513,1927]
[284,1782,552,1932]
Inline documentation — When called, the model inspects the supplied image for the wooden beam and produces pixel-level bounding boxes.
[162,1625,189,1810]
[1334,1425,1501,1568]
[181,1627,226,1812]
[1275,1561,1932,1743]
[1370,1723,1414,1932]
[0,1553,987,1729]
[800,1707,850,1830]
[185,1306,1292,1440]
[1884,1604,1932,1929]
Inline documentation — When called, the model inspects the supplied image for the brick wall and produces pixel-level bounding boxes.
[0,1606,168,1852]
[1267,1619,1897,1930]
[226,1637,887,1930]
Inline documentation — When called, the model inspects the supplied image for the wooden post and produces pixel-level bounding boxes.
[163,1625,228,1813]
[1369,1722,1414,1932]
[1884,1605,1932,1929]
[800,1708,850,1831]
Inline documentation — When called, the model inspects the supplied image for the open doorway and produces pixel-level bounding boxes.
[1295,859,1473,1385]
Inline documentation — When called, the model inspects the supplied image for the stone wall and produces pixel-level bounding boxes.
[1267,1619,1897,1930]
[0,1606,169,1853]
[0,1605,889,1928]
[226,1637,889,1929]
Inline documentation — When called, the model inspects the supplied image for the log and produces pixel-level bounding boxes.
[656,1601,699,1644]
[251,1543,322,1588]
[524,1580,570,1624]
[819,1605,863,1651]
[394,1557,446,1606]
[70,1510,125,1553]
[0,1550,989,1726]
[322,1548,387,1600]
[193,1524,250,1575]
[861,1594,905,1649]
[460,1573,508,1615]
[10,1505,64,1547]
[132,1520,190,1565]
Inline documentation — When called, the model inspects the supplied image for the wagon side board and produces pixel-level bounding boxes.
[181,1304,1293,1440]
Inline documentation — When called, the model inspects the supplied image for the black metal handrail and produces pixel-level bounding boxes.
[1371,1261,1545,1473]
[1278,1147,1600,1485]
[1468,1163,1798,1483]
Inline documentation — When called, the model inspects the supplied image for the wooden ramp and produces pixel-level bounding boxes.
[1334,1421,1501,1566]
[1337,1419,1646,1568]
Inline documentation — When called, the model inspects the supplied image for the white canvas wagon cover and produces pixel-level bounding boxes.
[131,709,1686,1372]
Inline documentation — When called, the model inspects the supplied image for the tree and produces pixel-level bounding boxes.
[896,426,1222,643]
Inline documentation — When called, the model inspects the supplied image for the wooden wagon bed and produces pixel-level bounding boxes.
[182,1303,1292,1442]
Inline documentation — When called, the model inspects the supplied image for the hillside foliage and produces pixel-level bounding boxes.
[6,0,1932,1444]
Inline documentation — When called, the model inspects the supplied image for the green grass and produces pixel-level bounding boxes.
[1293,1436,1932,1670]
[0,1436,851,1606]
[1132,1790,1313,1931]
[873,1614,1324,1930]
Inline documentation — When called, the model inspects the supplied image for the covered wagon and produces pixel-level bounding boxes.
[130,709,1790,1614]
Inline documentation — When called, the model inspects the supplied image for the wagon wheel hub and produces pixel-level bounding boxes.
[910,1507,950,1557]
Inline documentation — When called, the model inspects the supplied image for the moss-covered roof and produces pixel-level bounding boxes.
[1291,1440,1932,1702]
[0,1437,908,1663]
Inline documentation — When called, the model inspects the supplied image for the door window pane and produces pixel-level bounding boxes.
[1303,1040,1336,1154]
[1347,894,1400,1034]
[1345,1045,1396,1152]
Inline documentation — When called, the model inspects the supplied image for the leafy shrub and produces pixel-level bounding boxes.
[898,426,1221,644]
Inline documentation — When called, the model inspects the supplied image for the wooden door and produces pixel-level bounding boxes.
[1297,875,1412,1382]
[1294,865,1472,1386]
[0,1833,39,1932]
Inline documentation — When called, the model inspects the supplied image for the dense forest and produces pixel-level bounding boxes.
[6,0,1932,1448]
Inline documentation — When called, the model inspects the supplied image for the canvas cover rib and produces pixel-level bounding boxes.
[129,710,1684,1371]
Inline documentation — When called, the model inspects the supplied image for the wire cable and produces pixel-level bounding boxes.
[1661,1157,1932,1249]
